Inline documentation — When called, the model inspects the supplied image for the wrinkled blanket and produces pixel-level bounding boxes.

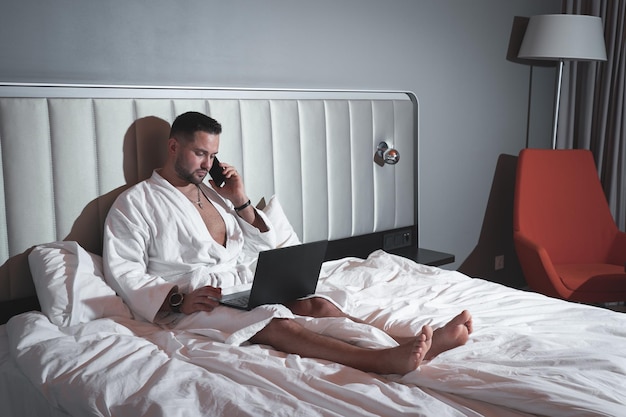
[8,251,626,416]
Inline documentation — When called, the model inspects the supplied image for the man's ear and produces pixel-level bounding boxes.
[167,137,178,154]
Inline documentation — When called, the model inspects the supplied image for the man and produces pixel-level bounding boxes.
[103,111,472,375]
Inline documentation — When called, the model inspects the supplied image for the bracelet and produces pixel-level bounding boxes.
[234,199,251,212]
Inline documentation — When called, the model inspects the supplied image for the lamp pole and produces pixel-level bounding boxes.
[551,59,564,150]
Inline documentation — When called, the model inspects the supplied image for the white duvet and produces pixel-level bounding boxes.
[7,251,626,417]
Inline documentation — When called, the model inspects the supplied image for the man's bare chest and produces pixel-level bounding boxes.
[194,202,227,246]
[181,186,227,246]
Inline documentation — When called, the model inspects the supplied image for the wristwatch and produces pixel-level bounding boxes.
[169,292,184,313]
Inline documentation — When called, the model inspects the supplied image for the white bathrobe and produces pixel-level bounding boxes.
[103,170,296,345]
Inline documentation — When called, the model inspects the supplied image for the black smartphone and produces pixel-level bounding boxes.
[209,157,227,187]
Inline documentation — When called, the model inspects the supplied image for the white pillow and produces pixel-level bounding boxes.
[28,241,132,327]
[260,195,302,248]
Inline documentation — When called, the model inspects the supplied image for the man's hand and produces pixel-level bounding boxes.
[180,286,222,315]
[209,161,268,232]
[209,161,247,206]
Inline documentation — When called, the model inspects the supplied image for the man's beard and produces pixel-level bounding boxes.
[174,160,206,185]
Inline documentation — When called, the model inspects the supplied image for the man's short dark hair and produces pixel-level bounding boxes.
[170,111,222,142]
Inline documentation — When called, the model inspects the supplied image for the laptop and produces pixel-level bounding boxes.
[219,240,328,310]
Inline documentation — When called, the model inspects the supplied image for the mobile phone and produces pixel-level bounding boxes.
[209,157,227,187]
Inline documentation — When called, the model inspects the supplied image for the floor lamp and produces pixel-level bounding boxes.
[517,14,607,149]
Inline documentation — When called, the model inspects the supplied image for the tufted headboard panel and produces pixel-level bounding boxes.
[0,84,418,305]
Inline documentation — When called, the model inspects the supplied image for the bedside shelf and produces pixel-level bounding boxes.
[389,247,455,267]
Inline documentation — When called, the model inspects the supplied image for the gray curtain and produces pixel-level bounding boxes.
[558,0,626,230]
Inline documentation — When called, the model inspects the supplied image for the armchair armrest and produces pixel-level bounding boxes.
[514,232,573,299]
[608,230,626,265]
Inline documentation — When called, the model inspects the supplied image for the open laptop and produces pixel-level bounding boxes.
[220,240,328,310]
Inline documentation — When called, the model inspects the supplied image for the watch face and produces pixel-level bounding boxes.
[170,292,184,307]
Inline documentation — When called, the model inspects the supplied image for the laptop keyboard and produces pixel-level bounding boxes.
[227,295,249,308]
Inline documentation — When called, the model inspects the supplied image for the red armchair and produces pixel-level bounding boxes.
[513,149,626,303]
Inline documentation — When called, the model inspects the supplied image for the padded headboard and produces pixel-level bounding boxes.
[0,84,418,307]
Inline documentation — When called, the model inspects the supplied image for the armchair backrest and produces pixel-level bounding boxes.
[513,149,618,264]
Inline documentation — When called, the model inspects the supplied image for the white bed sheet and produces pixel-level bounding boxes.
[0,325,70,417]
[5,251,626,417]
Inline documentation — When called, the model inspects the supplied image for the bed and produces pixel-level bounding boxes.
[1,84,625,417]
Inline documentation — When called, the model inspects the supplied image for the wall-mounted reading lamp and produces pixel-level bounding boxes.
[374,141,400,167]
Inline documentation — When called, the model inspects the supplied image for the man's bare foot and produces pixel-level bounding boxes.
[378,325,433,374]
[425,310,472,360]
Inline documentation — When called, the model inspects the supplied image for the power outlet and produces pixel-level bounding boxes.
[495,255,505,271]
[383,229,413,251]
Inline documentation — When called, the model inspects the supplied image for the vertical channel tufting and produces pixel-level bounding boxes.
[49,99,100,240]
[206,99,244,173]
[0,98,56,254]
[372,100,397,233]
[393,99,415,228]
[325,100,352,240]
[369,101,378,230]
[239,100,275,206]
[90,99,100,197]
[298,100,329,242]
[297,100,306,241]
[268,100,275,198]
[84,98,101,250]
[270,100,303,238]
[237,100,246,183]
[171,100,177,128]
[204,100,211,139]
[0,102,7,261]
[0,102,8,261]
[130,99,139,184]
[349,100,375,237]
[388,99,397,228]
[0,135,6,262]
[324,100,331,240]
[234,99,244,175]
[93,98,137,193]
[46,99,58,242]
[132,98,138,127]
[297,100,304,240]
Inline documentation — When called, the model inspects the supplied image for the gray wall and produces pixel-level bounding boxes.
[0,0,560,286]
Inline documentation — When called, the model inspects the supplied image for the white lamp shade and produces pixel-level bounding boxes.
[518,14,607,61]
